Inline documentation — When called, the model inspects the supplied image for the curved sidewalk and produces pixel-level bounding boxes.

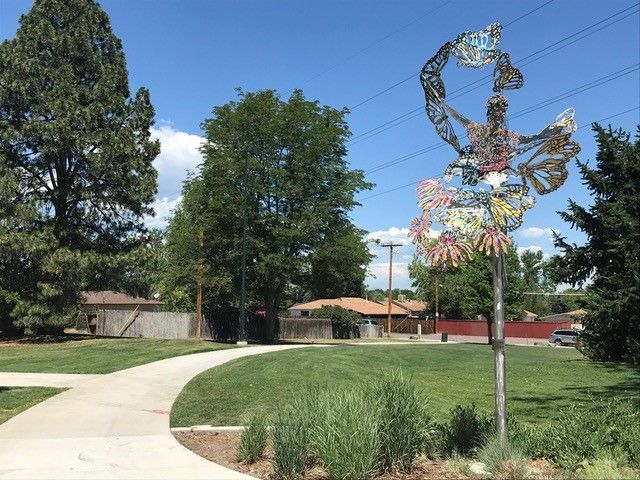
[0,344,309,479]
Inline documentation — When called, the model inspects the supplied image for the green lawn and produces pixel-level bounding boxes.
[170,344,639,427]
[0,387,64,424]
[0,336,234,374]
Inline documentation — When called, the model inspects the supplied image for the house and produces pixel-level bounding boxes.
[390,295,427,318]
[81,291,164,314]
[539,309,587,324]
[287,297,408,319]
[522,310,538,322]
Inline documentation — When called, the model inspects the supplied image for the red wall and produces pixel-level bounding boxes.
[436,319,571,339]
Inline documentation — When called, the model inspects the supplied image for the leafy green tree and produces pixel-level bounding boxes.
[0,0,159,333]
[308,224,373,299]
[166,89,371,340]
[520,249,555,317]
[551,125,640,363]
[409,244,524,343]
[365,289,387,302]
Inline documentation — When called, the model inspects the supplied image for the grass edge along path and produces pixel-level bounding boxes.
[0,336,235,374]
[171,343,639,427]
[0,386,64,424]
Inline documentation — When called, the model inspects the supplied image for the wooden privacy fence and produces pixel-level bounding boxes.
[359,325,384,338]
[279,318,332,339]
[390,318,435,335]
[96,309,199,339]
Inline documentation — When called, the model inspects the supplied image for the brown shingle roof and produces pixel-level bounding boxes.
[82,291,163,306]
[391,299,427,312]
[289,297,407,316]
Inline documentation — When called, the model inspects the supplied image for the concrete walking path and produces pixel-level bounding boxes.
[0,372,103,388]
[0,344,312,480]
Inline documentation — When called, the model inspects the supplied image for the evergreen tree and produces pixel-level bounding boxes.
[0,0,159,333]
[551,124,640,364]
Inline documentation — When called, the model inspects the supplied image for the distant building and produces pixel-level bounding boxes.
[540,309,587,324]
[287,297,407,319]
[522,310,538,322]
[390,294,427,318]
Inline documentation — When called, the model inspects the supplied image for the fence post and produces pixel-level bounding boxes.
[417,323,422,339]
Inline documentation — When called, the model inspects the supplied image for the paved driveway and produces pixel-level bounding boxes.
[0,344,310,480]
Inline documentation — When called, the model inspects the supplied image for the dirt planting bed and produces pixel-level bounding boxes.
[173,430,467,479]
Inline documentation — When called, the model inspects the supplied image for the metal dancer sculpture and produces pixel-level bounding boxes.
[412,23,580,441]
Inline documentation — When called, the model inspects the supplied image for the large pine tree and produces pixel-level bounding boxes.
[552,124,640,364]
[0,0,159,334]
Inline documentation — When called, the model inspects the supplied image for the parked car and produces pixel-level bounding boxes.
[548,329,579,346]
[359,318,378,326]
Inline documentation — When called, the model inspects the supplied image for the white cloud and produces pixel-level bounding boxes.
[144,195,183,229]
[366,261,410,290]
[520,227,555,239]
[150,124,204,198]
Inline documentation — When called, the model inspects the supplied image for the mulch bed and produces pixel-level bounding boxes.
[173,430,468,479]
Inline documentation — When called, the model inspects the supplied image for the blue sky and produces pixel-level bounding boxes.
[1,0,639,289]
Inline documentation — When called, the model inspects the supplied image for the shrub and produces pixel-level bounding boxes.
[530,398,640,469]
[312,389,380,480]
[374,371,431,472]
[437,404,493,457]
[237,414,268,463]
[477,436,529,480]
[271,402,311,479]
[577,456,639,480]
[311,305,360,339]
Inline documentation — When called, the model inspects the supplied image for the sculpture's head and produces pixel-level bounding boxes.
[486,93,508,128]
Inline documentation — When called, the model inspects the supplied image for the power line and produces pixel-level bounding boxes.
[299,1,451,87]
[359,105,640,201]
[347,4,639,143]
[364,65,639,175]
[349,0,556,110]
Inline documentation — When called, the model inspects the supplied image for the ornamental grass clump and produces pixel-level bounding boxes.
[312,389,380,480]
[374,371,432,472]
[237,413,268,463]
[477,436,529,480]
[271,402,311,480]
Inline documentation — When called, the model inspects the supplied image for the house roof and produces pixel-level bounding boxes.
[391,299,427,312]
[289,297,407,316]
[82,291,163,306]
[540,309,587,321]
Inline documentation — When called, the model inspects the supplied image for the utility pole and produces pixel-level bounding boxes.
[381,242,402,338]
[195,228,203,339]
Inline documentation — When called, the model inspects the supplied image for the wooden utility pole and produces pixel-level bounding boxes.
[381,242,403,337]
[195,228,204,339]
[493,250,507,442]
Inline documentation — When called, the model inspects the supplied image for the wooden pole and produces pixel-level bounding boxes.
[493,250,507,442]
[195,228,203,339]
[381,242,402,337]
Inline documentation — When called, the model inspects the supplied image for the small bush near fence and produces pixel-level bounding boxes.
[311,306,360,339]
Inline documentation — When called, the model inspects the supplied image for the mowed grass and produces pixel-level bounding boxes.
[171,344,639,427]
[0,387,64,424]
[0,336,234,374]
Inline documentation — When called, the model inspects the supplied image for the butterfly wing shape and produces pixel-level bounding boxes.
[444,146,481,185]
[493,52,523,92]
[517,134,581,194]
[488,184,535,231]
[425,89,461,152]
[434,207,485,236]
[420,42,451,99]
[451,22,502,68]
